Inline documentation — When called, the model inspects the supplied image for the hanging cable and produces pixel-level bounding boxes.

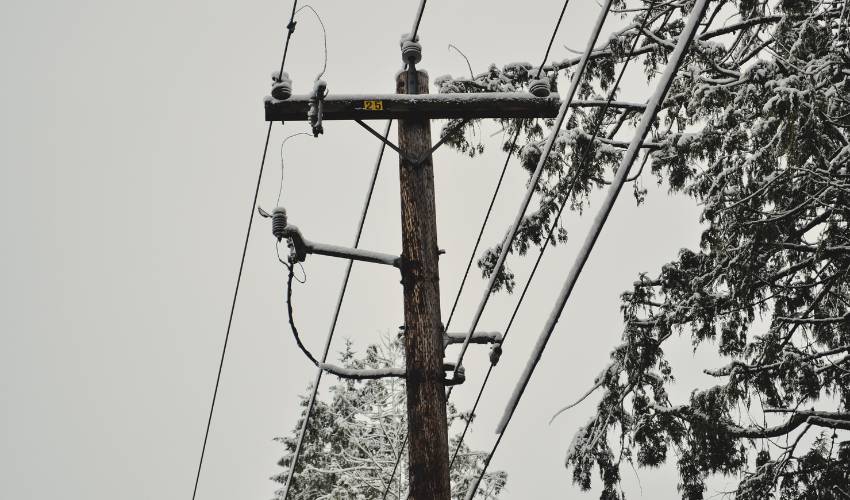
[449,0,656,471]
[463,2,711,497]
[277,133,312,206]
[279,243,319,366]
[280,120,393,499]
[190,2,299,500]
[294,4,328,82]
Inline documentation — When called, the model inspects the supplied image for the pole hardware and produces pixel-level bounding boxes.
[271,71,293,101]
[259,206,401,267]
[528,78,551,97]
[308,80,327,136]
[354,118,469,167]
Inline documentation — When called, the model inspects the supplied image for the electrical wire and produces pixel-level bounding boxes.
[534,0,572,79]
[190,2,298,499]
[449,0,615,398]
[277,133,312,206]
[444,128,521,330]
[280,243,319,366]
[449,0,656,472]
[463,1,711,496]
[280,120,393,499]
[408,0,428,41]
[294,4,328,82]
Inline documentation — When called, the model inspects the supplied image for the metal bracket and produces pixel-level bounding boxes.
[354,118,469,167]
[260,207,401,268]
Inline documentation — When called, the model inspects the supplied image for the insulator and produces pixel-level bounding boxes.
[272,81,293,100]
[401,40,422,65]
[528,78,551,97]
[272,207,288,241]
[271,71,293,101]
[453,365,466,384]
[489,344,503,366]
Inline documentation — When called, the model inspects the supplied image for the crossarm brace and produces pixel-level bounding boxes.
[355,118,469,166]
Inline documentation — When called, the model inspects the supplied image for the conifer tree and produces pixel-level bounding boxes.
[437,0,849,497]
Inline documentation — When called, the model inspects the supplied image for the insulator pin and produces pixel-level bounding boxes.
[271,71,293,100]
[528,78,551,97]
[401,40,422,65]
[272,207,289,241]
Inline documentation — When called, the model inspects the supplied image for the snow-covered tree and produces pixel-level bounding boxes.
[272,336,507,499]
[437,0,849,498]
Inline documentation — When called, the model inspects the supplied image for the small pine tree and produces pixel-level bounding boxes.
[272,336,507,499]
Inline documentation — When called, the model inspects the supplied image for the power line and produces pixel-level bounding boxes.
[408,0,428,41]
[449,0,656,472]
[280,120,393,499]
[444,128,521,330]
[534,0,572,79]
[449,0,615,397]
[190,2,299,499]
[463,1,711,496]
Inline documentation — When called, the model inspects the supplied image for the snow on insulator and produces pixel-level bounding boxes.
[272,80,293,100]
[401,40,422,65]
[528,78,551,97]
[272,207,288,241]
[271,71,293,100]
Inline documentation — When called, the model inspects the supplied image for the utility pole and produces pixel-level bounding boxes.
[396,64,451,499]
[264,41,598,497]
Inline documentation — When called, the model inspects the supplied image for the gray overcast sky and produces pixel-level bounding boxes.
[1,1,725,499]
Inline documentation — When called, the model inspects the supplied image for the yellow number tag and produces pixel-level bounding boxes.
[363,100,384,111]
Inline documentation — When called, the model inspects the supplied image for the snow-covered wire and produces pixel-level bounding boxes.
[277,133,311,206]
[280,121,393,499]
[496,0,711,447]
[449,0,615,392]
[407,0,428,42]
[191,3,299,500]
[449,0,658,472]
[465,2,712,494]
[295,4,328,82]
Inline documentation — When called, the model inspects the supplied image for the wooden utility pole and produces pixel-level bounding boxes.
[396,67,451,500]
[264,47,564,498]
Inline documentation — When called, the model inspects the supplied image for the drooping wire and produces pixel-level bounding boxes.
[277,133,312,206]
[190,2,298,499]
[284,256,320,366]
[294,4,328,82]
[280,121,393,500]
[449,0,656,473]
[466,1,711,496]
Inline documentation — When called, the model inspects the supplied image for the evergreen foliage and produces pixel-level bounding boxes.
[272,337,507,499]
[437,0,849,497]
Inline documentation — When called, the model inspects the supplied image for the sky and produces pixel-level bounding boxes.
[0,1,729,499]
